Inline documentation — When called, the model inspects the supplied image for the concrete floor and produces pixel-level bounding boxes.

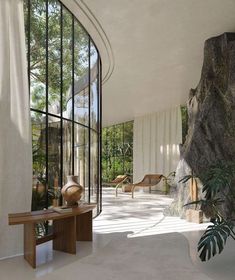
[0,188,234,279]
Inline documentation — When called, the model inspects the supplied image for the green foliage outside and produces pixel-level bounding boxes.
[24,0,90,113]
[24,0,99,213]
[102,121,133,183]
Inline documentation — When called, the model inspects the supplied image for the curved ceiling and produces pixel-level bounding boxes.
[66,0,235,126]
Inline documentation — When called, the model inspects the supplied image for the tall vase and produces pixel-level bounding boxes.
[61,175,84,207]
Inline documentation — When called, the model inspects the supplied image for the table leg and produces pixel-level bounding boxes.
[53,216,76,254]
[24,223,36,268]
[76,210,93,241]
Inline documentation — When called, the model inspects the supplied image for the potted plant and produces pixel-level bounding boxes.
[182,161,235,261]
[48,187,61,207]
[163,171,176,194]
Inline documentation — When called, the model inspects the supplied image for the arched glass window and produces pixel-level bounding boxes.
[24,0,102,217]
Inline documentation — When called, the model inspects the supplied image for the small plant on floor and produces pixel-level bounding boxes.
[163,171,176,194]
[181,161,235,261]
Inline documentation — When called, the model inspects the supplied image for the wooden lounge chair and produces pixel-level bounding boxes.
[131,174,166,198]
[107,175,130,197]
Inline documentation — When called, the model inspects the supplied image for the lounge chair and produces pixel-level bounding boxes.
[131,174,165,198]
[107,175,130,197]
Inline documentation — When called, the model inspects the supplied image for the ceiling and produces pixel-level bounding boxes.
[81,0,235,126]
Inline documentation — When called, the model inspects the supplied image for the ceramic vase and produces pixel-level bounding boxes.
[61,175,84,206]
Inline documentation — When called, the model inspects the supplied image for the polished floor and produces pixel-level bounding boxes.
[0,188,235,279]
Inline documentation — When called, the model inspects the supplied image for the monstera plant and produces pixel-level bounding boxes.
[181,161,235,261]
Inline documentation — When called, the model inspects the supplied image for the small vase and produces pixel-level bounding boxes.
[61,175,84,207]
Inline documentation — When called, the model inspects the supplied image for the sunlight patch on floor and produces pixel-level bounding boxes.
[94,188,210,238]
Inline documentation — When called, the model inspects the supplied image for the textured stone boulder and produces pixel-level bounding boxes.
[183,33,235,175]
[165,33,235,217]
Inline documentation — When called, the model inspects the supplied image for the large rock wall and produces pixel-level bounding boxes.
[165,33,235,217]
[183,33,235,175]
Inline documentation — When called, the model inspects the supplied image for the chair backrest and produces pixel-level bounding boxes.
[140,174,163,185]
[111,175,128,184]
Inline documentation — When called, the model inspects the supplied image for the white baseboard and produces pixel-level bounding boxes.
[0,253,23,261]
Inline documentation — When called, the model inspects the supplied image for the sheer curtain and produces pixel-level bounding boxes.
[0,0,32,258]
[133,106,182,183]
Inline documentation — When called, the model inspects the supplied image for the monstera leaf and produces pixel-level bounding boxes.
[198,218,235,261]
[184,198,224,218]
[201,162,235,199]
[181,161,235,261]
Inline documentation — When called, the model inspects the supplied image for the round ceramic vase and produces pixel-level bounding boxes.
[61,175,84,206]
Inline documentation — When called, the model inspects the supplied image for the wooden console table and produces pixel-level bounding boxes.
[8,204,96,268]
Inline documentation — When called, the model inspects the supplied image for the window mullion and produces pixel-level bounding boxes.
[88,37,91,203]
[60,4,63,200]
[72,16,75,175]
[45,0,49,210]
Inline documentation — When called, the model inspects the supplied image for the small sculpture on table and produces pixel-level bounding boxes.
[61,175,84,207]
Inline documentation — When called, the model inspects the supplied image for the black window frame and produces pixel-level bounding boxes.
[25,0,102,216]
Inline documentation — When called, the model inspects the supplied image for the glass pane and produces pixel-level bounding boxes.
[90,132,98,203]
[124,158,133,179]
[48,0,61,116]
[74,125,89,202]
[115,157,124,176]
[90,41,98,68]
[102,128,109,183]
[90,78,98,130]
[30,0,46,111]
[115,124,123,158]
[90,42,98,130]
[106,127,116,180]
[31,111,46,210]
[63,120,72,184]
[74,21,89,125]
[26,2,102,216]
[62,8,73,119]
[124,122,133,157]
[48,116,61,207]
[101,122,133,182]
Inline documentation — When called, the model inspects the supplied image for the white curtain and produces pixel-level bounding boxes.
[133,106,182,183]
[0,0,32,258]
